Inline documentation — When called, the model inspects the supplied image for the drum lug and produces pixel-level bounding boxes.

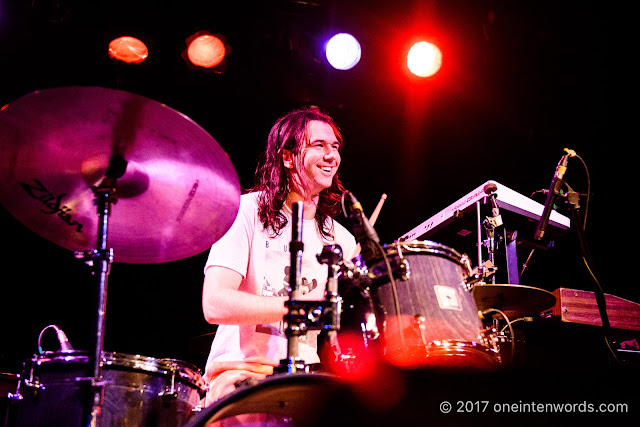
[7,391,23,401]
[159,366,179,400]
[7,375,23,401]
[460,254,473,276]
[399,258,410,281]
[23,372,45,391]
[160,390,179,400]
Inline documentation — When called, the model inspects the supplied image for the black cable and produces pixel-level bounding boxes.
[570,206,618,363]
[378,240,405,350]
[560,152,617,363]
[573,153,591,231]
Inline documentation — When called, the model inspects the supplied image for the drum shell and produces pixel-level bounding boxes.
[357,241,499,367]
[15,351,204,427]
[371,241,479,341]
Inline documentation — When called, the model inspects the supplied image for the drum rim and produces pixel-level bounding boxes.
[385,339,502,369]
[386,240,472,274]
[388,240,463,259]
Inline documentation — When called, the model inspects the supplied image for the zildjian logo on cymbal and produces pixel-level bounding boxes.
[18,178,84,233]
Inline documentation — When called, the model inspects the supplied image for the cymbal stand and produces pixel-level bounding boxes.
[74,155,126,426]
[316,244,345,364]
[279,201,306,373]
[316,245,343,340]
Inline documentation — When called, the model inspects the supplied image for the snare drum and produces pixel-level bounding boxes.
[350,240,499,369]
[15,351,205,427]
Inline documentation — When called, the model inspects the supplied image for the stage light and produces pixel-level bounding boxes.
[186,33,226,69]
[108,36,149,64]
[407,41,442,77]
[325,33,361,70]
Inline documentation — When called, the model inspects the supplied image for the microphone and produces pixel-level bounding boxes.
[55,326,74,352]
[534,153,569,241]
[344,191,380,260]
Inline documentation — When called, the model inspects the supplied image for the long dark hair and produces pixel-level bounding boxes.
[249,106,345,239]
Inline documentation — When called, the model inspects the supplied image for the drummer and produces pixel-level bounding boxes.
[201,106,358,406]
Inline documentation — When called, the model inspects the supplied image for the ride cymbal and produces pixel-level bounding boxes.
[0,86,240,264]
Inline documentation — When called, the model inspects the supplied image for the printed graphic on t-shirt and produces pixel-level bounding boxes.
[283,266,318,296]
[263,269,289,298]
[262,239,326,300]
[257,231,327,336]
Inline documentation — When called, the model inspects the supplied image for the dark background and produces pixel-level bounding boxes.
[0,0,632,379]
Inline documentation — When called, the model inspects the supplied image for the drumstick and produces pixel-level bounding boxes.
[369,193,387,226]
[353,193,387,257]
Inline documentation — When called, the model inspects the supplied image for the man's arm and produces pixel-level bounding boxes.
[202,265,288,325]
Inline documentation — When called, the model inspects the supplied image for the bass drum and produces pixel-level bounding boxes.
[15,351,205,427]
[184,372,344,427]
[342,240,500,369]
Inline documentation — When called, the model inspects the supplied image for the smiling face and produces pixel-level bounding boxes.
[283,120,342,201]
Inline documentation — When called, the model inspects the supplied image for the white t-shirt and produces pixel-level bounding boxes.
[203,192,357,371]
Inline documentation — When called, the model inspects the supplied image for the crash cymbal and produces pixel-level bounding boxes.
[472,283,556,319]
[0,86,240,263]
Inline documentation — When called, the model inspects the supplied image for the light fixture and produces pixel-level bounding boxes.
[407,41,442,77]
[185,32,227,69]
[325,33,361,71]
[108,36,149,64]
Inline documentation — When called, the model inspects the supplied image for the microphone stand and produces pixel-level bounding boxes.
[526,150,616,363]
[522,151,570,277]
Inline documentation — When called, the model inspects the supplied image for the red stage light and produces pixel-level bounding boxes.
[108,36,149,64]
[186,33,226,69]
[407,41,442,77]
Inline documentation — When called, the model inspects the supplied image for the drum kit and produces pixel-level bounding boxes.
[0,87,558,426]
[185,199,559,426]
